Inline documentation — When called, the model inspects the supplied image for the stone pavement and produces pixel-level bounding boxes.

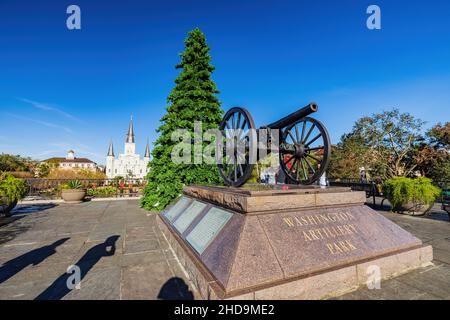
[0,199,449,300]
[337,210,450,300]
[0,200,198,300]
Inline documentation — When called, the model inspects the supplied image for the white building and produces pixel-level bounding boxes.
[44,150,97,170]
[106,116,150,179]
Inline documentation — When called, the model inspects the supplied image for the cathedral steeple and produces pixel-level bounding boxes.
[144,139,150,159]
[126,114,135,143]
[105,115,149,179]
[107,140,115,157]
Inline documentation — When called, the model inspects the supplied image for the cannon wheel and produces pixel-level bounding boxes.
[218,107,256,187]
[279,117,331,185]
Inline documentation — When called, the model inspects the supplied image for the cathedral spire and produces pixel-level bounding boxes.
[144,139,150,158]
[107,140,115,157]
[126,114,135,143]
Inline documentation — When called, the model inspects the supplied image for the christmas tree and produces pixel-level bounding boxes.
[141,28,223,211]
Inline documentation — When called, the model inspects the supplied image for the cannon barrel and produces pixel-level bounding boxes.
[263,103,318,129]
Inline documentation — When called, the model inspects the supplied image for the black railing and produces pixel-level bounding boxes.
[23,179,145,200]
[328,179,382,205]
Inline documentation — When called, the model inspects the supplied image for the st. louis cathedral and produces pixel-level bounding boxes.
[106,116,150,179]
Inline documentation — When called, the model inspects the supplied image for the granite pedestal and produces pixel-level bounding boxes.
[157,185,433,300]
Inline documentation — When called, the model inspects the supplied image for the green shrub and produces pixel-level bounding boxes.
[383,177,441,210]
[87,186,118,196]
[0,172,28,204]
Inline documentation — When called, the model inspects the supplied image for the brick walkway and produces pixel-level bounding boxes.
[0,200,449,300]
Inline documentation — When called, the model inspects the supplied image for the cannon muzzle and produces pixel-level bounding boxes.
[264,103,318,129]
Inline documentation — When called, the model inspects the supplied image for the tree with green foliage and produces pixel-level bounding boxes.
[141,28,223,211]
[329,109,425,179]
[0,154,36,173]
[415,122,450,181]
[328,133,377,179]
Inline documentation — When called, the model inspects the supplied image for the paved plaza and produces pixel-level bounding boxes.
[0,200,198,300]
[0,199,449,300]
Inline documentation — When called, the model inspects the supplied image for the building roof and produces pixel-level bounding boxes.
[43,157,96,164]
[144,140,150,158]
[107,140,115,157]
[126,114,135,143]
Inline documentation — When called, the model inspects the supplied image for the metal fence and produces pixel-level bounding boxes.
[328,179,381,205]
[328,178,450,206]
[23,178,145,200]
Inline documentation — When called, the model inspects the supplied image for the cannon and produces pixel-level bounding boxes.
[217,103,331,187]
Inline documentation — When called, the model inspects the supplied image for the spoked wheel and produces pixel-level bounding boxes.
[218,107,256,187]
[279,117,331,185]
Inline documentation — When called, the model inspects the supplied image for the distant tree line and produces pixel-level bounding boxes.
[0,154,38,176]
[0,154,106,179]
[328,109,450,182]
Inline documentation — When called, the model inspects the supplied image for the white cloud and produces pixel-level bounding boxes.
[18,98,82,122]
[5,113,74,134]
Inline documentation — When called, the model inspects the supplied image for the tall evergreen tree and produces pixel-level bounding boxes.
[141,28,223,211]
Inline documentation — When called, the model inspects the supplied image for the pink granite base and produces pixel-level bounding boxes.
[158,216,432,300]
[157,186,434,300]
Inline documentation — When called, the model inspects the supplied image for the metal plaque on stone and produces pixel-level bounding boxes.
[173,200,207,233]
[186,207,233,254]
[163,196,191,222]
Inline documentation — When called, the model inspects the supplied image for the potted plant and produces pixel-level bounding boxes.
[86,186,118,198]
[0,172,28,216]
[383,177,441,216]
[60,180,86,203]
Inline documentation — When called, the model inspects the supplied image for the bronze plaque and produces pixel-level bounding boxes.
[163,196,191,222]
[186,207,232,254]
[173,200,207,233]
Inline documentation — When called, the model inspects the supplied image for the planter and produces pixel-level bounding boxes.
[0,199,18,217]
[396,201,432,216]
[383,177,441,217]
[61,189,86,203]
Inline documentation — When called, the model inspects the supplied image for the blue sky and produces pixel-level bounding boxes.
[0,0,449,165]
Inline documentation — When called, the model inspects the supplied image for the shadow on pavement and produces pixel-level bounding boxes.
[158,277,194,300]
[35,235,120,300]
[367,198,450,222]
[0,238,70,284]
[0,204,57,228]
[11,204,57,215]
[0,204,59,245]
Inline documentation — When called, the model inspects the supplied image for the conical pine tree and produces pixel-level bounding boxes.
[141,28,223,211]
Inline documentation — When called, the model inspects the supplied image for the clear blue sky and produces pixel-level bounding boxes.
[1,0,449,165]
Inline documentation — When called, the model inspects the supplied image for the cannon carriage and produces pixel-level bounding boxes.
[217,103,331,187]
